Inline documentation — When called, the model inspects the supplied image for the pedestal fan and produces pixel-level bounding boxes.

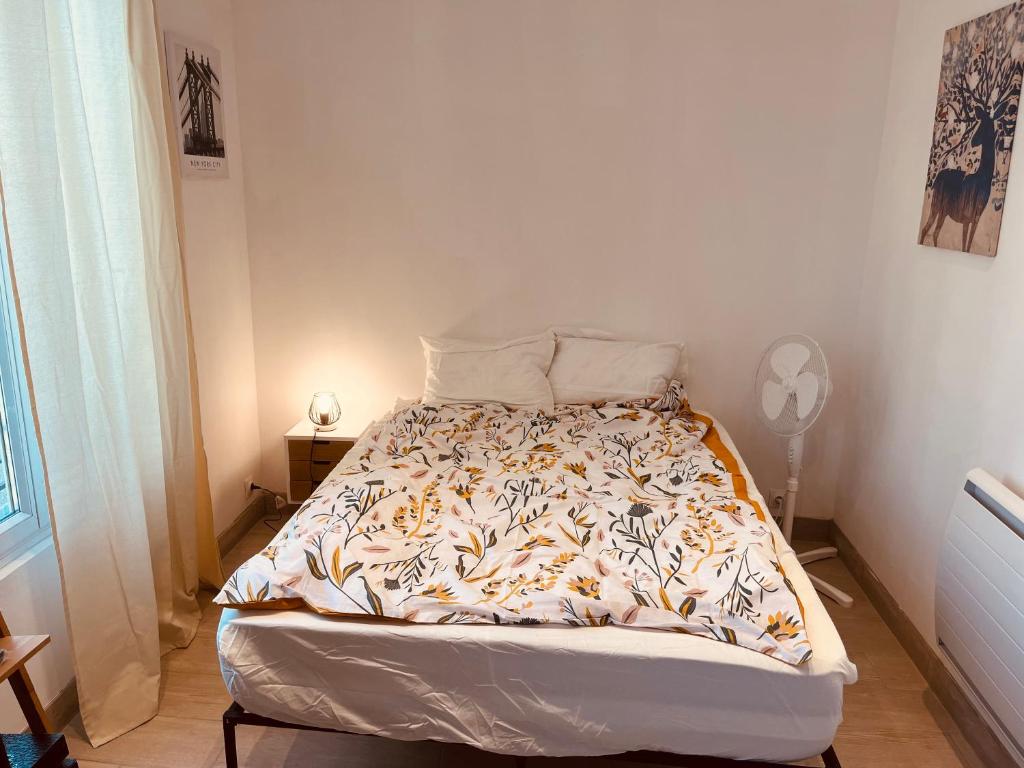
[755,334,853,607]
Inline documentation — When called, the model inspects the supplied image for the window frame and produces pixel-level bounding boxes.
[0,223,48,567]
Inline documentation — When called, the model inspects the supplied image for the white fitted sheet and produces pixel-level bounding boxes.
[218,421,856,762]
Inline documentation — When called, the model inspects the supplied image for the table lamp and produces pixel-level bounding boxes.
[308,391,341,432]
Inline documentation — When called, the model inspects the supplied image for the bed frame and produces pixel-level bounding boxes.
[222,701,842,768]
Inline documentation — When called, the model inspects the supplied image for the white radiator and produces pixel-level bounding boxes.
[936,468,1024,765]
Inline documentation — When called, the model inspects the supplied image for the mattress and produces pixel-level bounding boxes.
[218,420,857,762]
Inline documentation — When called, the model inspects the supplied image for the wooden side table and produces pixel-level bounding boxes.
[0,612,76,767]
[284,420,362,504]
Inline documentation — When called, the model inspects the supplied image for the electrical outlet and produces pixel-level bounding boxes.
[767,488,786,514]
[243,475,254,499]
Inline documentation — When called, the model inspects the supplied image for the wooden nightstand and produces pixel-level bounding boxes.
[285,421,361,504]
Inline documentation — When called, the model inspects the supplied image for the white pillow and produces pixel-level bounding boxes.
[420,331,555,411]
[548,335,682,404]
[549,325,616,341]
[552,326,688,386]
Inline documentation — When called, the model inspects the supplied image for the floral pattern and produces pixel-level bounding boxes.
[215,382,811,664]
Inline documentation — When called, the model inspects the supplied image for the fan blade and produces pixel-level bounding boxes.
[771,342,811,380]
[795,370,819,419]
[761,379,790,420]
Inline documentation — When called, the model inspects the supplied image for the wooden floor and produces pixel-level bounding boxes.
[66,524,985,768]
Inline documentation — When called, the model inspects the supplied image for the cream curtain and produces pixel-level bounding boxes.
[0,0,221,746]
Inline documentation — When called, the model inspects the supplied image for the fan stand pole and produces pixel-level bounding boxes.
[780,434,803,542]
[783,435,854,608]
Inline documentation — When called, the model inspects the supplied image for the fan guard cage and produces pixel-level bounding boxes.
[754,334,829,437]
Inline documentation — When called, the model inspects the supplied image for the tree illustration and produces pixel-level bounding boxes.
[925,5,1024,198]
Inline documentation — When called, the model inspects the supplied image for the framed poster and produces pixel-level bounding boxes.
[164,32,229,179]
[918,2,1024,256]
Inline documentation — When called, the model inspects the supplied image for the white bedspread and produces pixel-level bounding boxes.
[218,421,856,762]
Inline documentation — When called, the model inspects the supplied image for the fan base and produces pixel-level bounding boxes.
[797,547,854,607]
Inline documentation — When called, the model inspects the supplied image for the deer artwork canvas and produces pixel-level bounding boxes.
[919,2,1024,256]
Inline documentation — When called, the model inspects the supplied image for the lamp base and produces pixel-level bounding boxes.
[312,423,338,432]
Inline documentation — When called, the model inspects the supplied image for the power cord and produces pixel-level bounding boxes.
[248,482,287,533]
[254,431,320,533]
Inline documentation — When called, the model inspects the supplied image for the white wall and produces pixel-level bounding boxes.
[837,0,1024,644]
[231,0,898,515]
[156,0,261,534]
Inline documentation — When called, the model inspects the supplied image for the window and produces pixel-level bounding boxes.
[0,228,47,566]
[0,396,17,524]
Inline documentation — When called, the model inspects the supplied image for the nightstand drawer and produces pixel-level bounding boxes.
[289,480,314,501]
[285,420,363,505]
[290,459,337,482]
[287,438,354,462]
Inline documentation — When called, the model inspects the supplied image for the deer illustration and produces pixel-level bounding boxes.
[920,101,1009,252]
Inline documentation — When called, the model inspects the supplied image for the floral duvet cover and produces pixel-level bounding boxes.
[216,383,811,664]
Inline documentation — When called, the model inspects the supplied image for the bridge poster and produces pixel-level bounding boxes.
[919,2,1024,256]
[165,33,229,179]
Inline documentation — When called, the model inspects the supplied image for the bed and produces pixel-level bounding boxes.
[215,382,856,766]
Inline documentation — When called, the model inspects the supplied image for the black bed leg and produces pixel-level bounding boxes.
[821,745,841,768]
[223,711,239,768]
[513,759,527,768]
